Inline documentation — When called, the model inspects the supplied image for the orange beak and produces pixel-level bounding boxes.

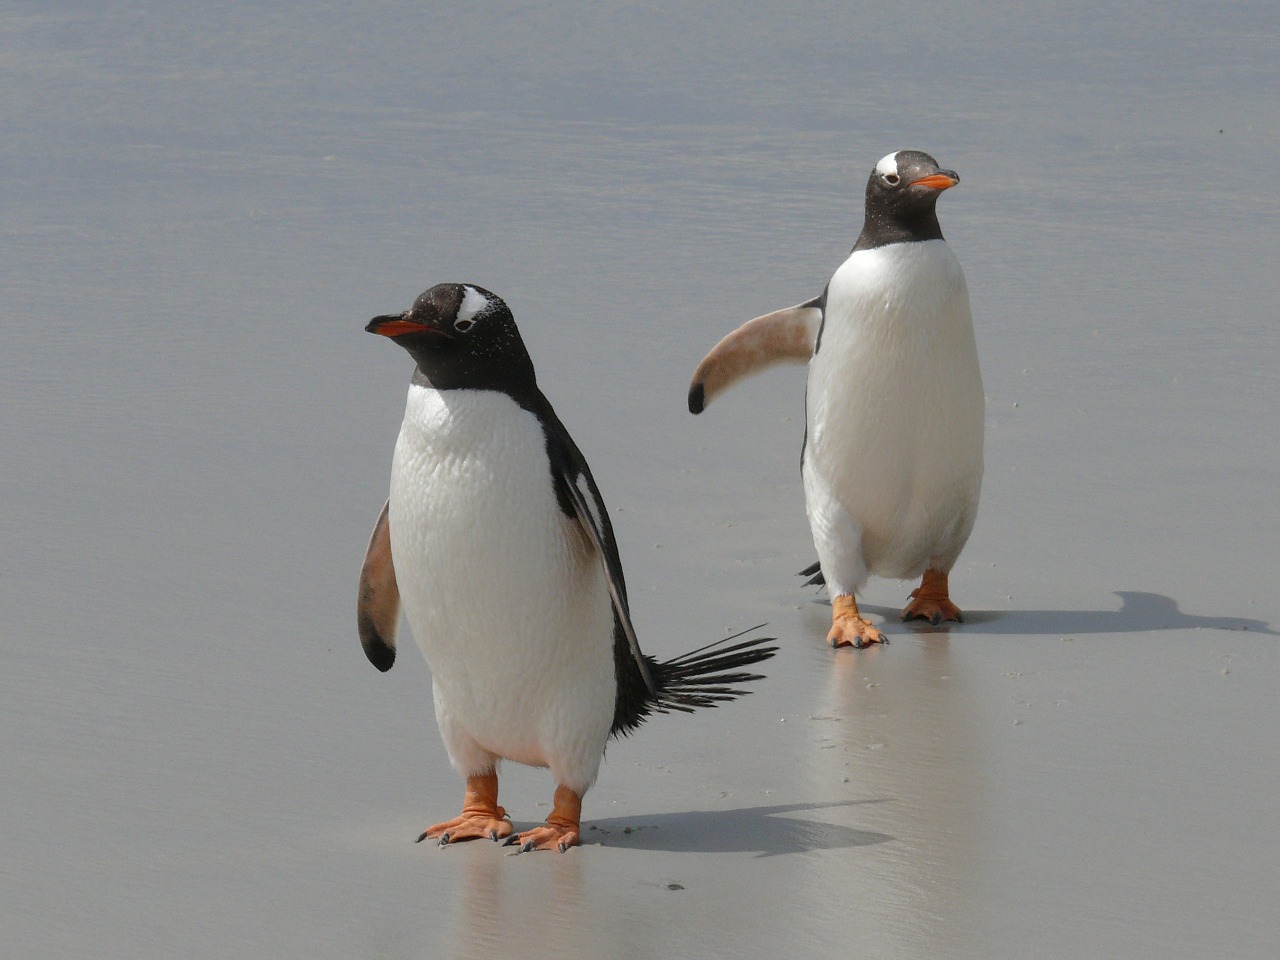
[365,316,441,337]
[910,173,959,191]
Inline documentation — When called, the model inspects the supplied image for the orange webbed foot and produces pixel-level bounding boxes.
[901,569,963,625]
[419,810,512,846]
[828,594,888,648]
[503,785,581,853]
[418,772,512,846]
[506,822,580,853]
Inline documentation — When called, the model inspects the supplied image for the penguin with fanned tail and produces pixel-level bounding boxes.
[359,283,777,852]
[690,150,985,649]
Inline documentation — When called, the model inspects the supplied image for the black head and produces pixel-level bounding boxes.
[853,150,959,252]
[365,283,536,393]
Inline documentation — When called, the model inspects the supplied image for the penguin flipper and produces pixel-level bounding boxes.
[688,298,823,414]
[357,498,399,672]
[530,393,661,702]
[554,457,660,701]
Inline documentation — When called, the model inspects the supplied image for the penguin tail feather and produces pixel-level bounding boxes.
[650,624,778,714]
[798,560,825,587]
[610,625,777,739]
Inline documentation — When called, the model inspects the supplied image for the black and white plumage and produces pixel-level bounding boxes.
[358,283,776,851]
[689,150,985,649]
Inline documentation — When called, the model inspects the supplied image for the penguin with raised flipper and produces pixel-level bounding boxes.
[690,150,984,649]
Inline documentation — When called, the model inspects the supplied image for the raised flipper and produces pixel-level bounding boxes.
[357,499,399,672]
[688,298,823,414]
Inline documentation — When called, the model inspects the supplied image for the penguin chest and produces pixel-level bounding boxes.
[387,386,616,764]
[806,241,985,573]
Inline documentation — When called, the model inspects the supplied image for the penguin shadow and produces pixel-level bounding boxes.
[582,799,893,857]
[862,590,1277,638]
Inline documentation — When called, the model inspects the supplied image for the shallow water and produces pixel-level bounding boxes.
[3,3,1278,958]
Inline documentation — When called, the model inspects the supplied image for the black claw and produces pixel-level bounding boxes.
[521,839,536,853]
[502,834,521,847]
[852,637,866,649]
[930,613,942,626]
[438,833,451,847]
[488,829,499,841]
[415,831,429,843]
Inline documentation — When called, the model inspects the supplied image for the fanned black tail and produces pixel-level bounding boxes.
[652,626,778,713]
[798,560,825,587]
[611,625,778,738]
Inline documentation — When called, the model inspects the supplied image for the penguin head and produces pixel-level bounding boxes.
[366,283,536,392]
[856,150,959,249]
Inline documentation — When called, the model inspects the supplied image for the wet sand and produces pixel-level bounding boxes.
[3,4,1277,958]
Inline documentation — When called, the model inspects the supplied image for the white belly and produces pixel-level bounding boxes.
[805,241,985,579]
[387,386,615,783]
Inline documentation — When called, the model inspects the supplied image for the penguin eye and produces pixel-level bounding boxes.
[883,173,900,186]
[454,286,489,333]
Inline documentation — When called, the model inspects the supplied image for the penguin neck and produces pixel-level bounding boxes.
[410,359,538,400]
[852,207,944,252]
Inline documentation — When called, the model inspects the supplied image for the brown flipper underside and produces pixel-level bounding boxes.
[357,499,399,672]
[688,302,822,414]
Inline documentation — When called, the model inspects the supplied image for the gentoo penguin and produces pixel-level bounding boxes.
[358,283,776,852]
[688,150,984,648]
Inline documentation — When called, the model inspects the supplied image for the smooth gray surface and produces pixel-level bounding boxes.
[3,3,1277,958]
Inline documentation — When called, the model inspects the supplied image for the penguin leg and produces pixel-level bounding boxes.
[506,784,582,853]
[419,770,513,845]
[902,568,963,625]
[829,594,888,649]
[803,459,886,648]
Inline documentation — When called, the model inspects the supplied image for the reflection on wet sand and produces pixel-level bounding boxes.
[797,613,987,954]
[448,847,598,960]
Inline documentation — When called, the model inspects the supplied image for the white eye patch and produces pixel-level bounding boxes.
[455,286,491,331]
[875,152,899,179]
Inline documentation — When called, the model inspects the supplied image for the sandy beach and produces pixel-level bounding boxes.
[3,4,1277,958]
